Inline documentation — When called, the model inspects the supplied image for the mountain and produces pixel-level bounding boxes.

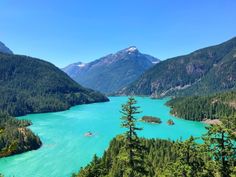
[62,46,160,94]
[0,53,109,116]
[118,37,236,97]
[0,41,13,54]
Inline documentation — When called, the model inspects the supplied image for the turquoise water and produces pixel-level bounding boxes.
[0,97,206,177]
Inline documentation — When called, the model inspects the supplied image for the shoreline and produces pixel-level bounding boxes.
[201,119,222,125]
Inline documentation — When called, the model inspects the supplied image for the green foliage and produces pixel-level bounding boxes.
[204,125,236,177]
[0,53,108,117]
[167,91,236,123]
[222,115,236,132]
[120,97,145,177]
[120,37,236,97]
[167,119,174,125]
[74,124,236,177]
[163,136,213,177]
[74,97,236,177]
[73,136,176,177]
[141,116,162,124]
[0,112,41,157]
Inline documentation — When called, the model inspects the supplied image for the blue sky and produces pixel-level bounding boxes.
[0,0,236,67]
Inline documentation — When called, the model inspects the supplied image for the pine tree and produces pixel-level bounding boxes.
[120,97,146,177]
[222,115,236,131]
[204,124,236,177]
[163,136,207,177]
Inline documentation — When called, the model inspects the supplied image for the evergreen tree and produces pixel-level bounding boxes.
[204,125,236,177]
[120,97,146,177]
[163,136,209,177]
[222,115,236,132]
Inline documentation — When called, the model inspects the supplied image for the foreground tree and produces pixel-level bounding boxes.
[222,115,236,132]
[120,97,146,177]
[163,136,213,177]
[204,125,236,177]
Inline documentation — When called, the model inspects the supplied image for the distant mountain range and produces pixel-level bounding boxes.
[62,46,160,94]
[118,37,236,97]
[0,41,13,54]
[0,52,108,116]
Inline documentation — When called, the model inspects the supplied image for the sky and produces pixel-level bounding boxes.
[0,0,236,67]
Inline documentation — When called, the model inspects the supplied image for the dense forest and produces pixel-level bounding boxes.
[0,113,41,157]
[0,52,108,159]
[73,136,176,177]
[167,91,236,130]
[73,97,236,177]
[0,52,108,117]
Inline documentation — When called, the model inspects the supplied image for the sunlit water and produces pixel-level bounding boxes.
[0,97,206,177]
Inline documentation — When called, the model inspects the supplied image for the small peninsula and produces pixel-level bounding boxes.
[0,113,42,158]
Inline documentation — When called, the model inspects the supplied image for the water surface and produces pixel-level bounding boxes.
[0,97,206,177]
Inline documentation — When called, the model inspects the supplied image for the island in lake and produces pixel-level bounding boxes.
[141,116,162,124]
[167,119,175,125]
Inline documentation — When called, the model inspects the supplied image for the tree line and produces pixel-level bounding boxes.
[167,91,236,130]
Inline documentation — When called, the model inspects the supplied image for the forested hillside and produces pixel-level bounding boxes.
[167,91,236,130]
[0,52,108,158]
[73,136,176,177]
[118,37,236,97]
[0,53,108,116]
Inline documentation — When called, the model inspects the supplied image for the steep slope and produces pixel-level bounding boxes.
[0,41,13,54]
[0,53,109,116]
[119,37,236,97]
[181,47,236,95]
[62,46,160,94]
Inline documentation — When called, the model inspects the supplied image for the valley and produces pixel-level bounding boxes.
[0,97,206,177]
[0,33,236,177]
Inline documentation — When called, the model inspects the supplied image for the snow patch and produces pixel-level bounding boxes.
[77,63,86,68]
[126,47,137,52]
[152,61,159,64]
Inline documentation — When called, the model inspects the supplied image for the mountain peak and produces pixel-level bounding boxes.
[116,46,139,55]
[0,41,13,54]
[63,46,160,94]
[126,46,138,52]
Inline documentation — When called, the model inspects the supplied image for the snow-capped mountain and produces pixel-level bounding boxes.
[62,46,160,94]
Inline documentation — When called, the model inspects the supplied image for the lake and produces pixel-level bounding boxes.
[0,96,206,177]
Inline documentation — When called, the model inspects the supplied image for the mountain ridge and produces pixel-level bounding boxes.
[63,46,160,94]
[117,37,236,97]
[0,52,109,117]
